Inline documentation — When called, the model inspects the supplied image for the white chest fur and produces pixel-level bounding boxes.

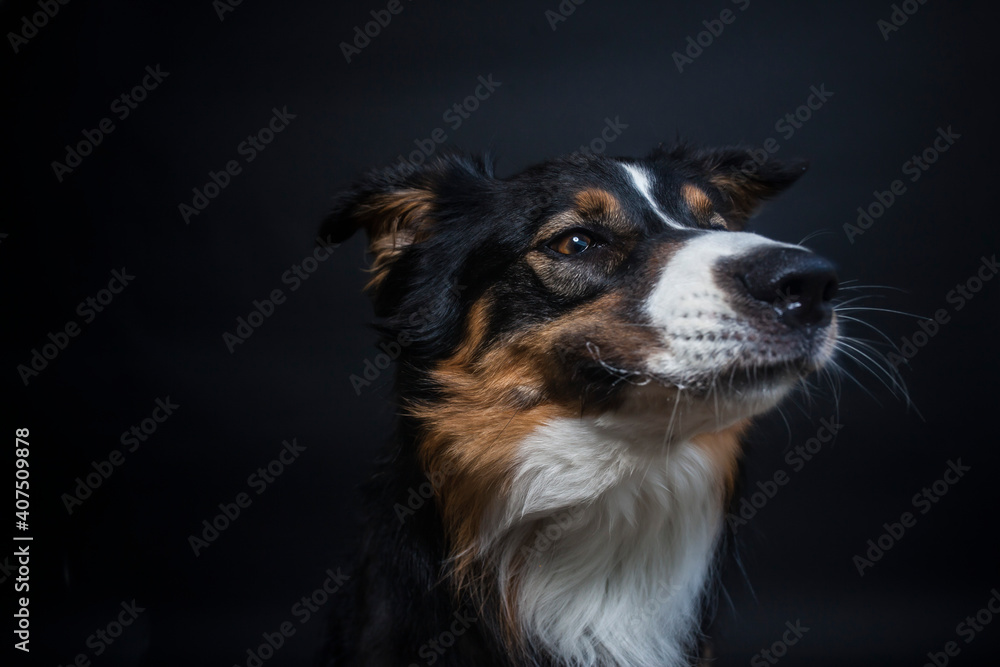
[480,416,726,667]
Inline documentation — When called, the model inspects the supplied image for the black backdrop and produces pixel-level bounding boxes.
[5,0,1000,665]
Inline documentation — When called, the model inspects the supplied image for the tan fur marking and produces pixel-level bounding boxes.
[532,189,636,248]
[412,296,574,565]
[574,188,622,219]
[690,419,747,499]
[356,189,434,290]
[532,210,581,247]
[707,174,772,226]
[681,183,716,225]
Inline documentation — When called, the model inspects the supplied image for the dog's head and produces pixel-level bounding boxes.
[323,146,838,437]
[325,146,841,656]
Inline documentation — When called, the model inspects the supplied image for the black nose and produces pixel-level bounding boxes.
[736,248,839,327]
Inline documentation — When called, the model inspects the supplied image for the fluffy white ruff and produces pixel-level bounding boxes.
[480,415,728,667]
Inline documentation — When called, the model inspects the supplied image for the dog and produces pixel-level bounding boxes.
[321,144,840,666]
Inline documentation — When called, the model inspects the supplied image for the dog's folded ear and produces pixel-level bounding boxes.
[319,153,496,338]
[318,150,493,324]
[319,163,438,292]
[320,155,492,295]
[655,145,808,228]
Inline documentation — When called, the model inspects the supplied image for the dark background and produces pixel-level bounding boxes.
[5,0,999,665]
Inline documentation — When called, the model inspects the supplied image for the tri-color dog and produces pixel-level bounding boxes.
[322,145,840,666]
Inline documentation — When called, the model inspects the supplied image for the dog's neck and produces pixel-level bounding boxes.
[472,416,742,666]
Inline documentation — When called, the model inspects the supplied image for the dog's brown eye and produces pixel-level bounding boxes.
[549,231,595,255]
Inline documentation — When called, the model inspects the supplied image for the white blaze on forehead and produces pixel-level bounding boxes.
[621,163,686,230]
[645,231,803,385]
